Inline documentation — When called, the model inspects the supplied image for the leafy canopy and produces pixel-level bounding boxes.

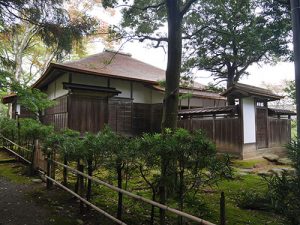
[182,0,291,87]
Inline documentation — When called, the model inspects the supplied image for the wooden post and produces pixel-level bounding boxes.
[78,164,85,213]
[30,140,36,175]
[63,156,68,186]
[51,150,56,181]
[220,192,226,225]
[46,152,53,189]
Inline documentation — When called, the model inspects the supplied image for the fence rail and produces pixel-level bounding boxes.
[0,135,216,225]
[53,160,215,225]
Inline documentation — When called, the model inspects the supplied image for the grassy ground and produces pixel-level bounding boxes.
[0,149,291,225]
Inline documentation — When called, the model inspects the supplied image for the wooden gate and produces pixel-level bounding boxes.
[256,107,268,149]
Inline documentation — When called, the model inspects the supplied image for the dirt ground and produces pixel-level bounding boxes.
[0,150,110,225]
[0,177,51,225]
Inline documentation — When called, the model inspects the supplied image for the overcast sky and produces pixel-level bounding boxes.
[88,39,295,88]
[88,6,295,88]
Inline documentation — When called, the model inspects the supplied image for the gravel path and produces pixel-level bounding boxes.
[0,177,51,225]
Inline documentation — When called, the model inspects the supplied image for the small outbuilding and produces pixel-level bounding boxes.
[179,83,295,159]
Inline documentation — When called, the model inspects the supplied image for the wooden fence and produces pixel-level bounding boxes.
[268,118,291,148]
[0,135,217,225]
[178,117,242,154]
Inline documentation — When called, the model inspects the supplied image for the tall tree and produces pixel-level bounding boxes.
[0,0,98,85]
[182,0,291,104]
[290,0,300,136]
[103,0,200,130]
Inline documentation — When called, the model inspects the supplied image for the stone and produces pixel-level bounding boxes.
[76,219,84,225]
[56,206,64,210]
[238,168,253,173]
[31,178,43,183]
[236,172,248,177]
[269,168,284,175]
[282,167,296,175]
[277,158,292,165]
[263,154,279,162]
[257,170,272,176]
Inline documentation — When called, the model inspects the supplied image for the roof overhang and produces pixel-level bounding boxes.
[63,82,121,97]
[221,83,282,101]
[33,63,160,89]
[2,93,17,104]
[178,105,238,116]
[268,108,296,116]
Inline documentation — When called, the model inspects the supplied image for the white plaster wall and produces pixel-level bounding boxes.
[72,73,108,86]
[151,90,164,104]
[46,73,68,100]
[242,97,256,144]
[55,73,68,97]
[181,97,205,107]
[110,79,131,98]
[132,82,152,103]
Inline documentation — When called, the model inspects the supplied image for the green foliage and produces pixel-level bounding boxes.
[137,128,231,210]
[43,129,82,159]
[19,118,53,142]
[81,130,109,171]
[0,0,97,53]
[264,140,300,224]
[284,80,296,104]
[182,0,291,87]
[235,190,270,210]
[0,116,17,140]
[205,83,226,93]
[11,82,55,118]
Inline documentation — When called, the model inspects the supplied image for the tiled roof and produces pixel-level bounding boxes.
[222,83,282,101]
[1,93,17,104]
[151,85,226,100]
[268,108,296,116]
[34,50,166,88]
[178,105,237,115]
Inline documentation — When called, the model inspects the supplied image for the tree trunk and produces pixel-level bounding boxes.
[116,160,123,220]
[290,0,300,136]
[178,168,184,225]
[227,69,235,105]
[160,2,182,224]
[161,0,182,131]
[86,159,93,202]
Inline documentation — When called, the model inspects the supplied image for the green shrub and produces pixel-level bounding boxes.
[0,117,17,141]
[265,140,300,224]
[19,118,53,143]
[235,190,270,210]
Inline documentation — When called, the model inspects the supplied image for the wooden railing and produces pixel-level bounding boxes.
[0,136,217,225]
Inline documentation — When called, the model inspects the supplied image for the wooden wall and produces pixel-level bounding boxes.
[43,96,68,130]
[268,118,291,148]
[108,98,132,135]
[68,94,108,134]
[178,117,242,154]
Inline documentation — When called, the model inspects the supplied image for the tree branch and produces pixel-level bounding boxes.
[180,0,198,18]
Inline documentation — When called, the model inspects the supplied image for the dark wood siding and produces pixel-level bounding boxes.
[132,103,151,135]
[68,95,108,133]
[43,96,68,130]
[178,117,242,154]
[150,103,163,132]
[108,98,133,136]
[256,108,268,149]
[268,118,291,148]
